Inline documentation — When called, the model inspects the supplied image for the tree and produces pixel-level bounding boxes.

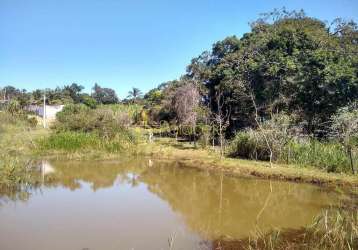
[127,87,143,103]
[172,82,200,144]
[92,83,119,104]
[144,88,163,105]
[64,83,84,103]
[1,85,21,100]
[213,88,231,157]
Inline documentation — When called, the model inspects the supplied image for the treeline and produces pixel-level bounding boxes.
[0,83,120,109]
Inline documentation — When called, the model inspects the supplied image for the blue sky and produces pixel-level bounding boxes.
[1,0,357,98]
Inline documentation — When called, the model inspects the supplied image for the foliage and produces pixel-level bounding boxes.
[185,10,358,135]
[331,102,358,147]
[330,102,358,173]
[92,83,119,104]
[229,131,355,173]
[54,104,134,138]
[6,99,21,115]
[172,82,200,127]
[38,130,139,153]
[0,156,34,189]
[144,89,164,105]
[81,94,97,109]
[228,113,294,161]
[127,87,143,103]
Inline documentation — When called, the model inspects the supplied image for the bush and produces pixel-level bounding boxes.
[82,95,97,109]
[54,104,134,138]
[228,131,272,161]
[47,104,141,153]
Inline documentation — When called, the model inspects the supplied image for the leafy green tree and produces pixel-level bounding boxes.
[144,89,163,105]
[64,83,84,103]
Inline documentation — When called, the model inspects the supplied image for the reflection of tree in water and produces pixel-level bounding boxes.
[139,162,344,240]
[0,158,151,204]
[44,158,150,191]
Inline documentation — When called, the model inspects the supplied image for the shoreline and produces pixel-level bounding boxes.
[38,137,358,189]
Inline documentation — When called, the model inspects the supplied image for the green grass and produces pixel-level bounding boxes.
[37,129,143,155]
[38,131,101,151]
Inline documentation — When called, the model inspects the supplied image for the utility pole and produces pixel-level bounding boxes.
[43,91,47,128]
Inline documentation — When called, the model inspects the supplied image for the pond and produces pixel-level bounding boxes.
[0,158,348,250]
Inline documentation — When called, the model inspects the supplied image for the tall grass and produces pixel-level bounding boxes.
[283,140,353,173]
[0,111,43,155]
[38,130,140,153]
[0,112,42,198]
[0,155,44,204]
[38,131,100,151]
[213,209,358,250]
[105,103,143,122]
[228,132,357,174]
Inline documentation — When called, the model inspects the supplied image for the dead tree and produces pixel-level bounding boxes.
[213,89,230,158]
[172,82,200,145]
[250,92,274,167]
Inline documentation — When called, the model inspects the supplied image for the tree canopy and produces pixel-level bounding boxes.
[181,10,358,136]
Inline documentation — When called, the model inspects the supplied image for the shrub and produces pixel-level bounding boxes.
[54,104,134,138]
[228,130,271,161]
[196,124,212,148]
[82,95,97,109]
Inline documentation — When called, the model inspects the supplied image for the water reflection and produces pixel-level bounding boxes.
[0,158,348,250]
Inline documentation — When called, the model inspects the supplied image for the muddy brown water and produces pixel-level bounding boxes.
[0,158,350,250]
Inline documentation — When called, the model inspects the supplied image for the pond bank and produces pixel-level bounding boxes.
[138,138,358,189]
[38,137,358,189]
